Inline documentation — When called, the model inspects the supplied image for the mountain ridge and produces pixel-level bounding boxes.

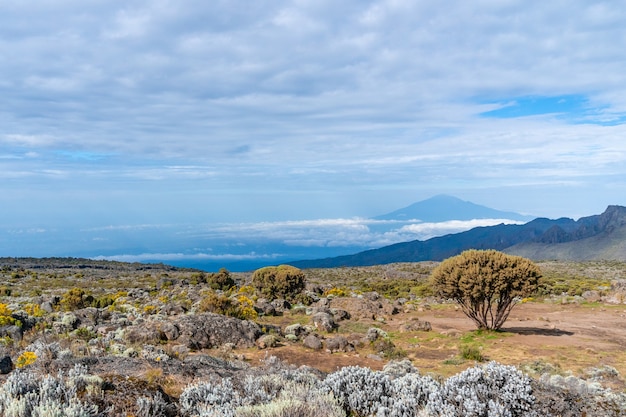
[291,205,626,268]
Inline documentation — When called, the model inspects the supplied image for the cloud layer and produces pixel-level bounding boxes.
[91,217,523,264]
[1,1,626,246]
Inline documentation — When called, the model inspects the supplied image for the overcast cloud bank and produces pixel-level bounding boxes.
[91,217,523,267]
[1,1,626,264]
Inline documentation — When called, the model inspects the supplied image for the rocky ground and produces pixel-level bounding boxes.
[0,258,625,416]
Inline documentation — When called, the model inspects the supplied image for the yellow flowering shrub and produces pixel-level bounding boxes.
[24,303,46,317]
[238,285,257,298]
[0,303,19,326]
[236,295,258,320]
[16,351,37,368]
[324,287,348,297]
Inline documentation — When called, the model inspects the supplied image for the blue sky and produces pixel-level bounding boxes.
[2,1,626,267]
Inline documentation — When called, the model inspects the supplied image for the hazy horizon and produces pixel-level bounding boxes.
[2,2,626,268]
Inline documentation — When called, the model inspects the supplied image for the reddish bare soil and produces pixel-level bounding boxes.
[246,301,626,385]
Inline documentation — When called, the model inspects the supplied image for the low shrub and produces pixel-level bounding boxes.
[427,361,537,417]
[136,391,170,417]
[207,268,236,291]
[0,303,20,326]
[198,291,237,316]
[252,265,306,301]
[15,351,37,368]
[179,378,240,417]
[0,365,99,416]
[372,338,407,360]
[60,287,89,311]
[322,366,394,416]
[459,345,485,362]
[23,303,45,317]
[324,287,348,297]
[236,295,258,320]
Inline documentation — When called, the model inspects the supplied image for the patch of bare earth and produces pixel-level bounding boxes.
[242,301,626,384]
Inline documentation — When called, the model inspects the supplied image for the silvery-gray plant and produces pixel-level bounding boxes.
[322,365,395,416]
[426,362,537,417]
[179,378,240,417]
[0,365,98,417]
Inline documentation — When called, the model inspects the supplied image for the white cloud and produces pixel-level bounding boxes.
[94,252,283,263]
[397,219,524,239]
[183,217,525,248]
[3,134,57,147]
[1,0,626,226]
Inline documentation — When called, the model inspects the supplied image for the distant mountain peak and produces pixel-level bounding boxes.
[373,195,533,223]
[600,205,626,228]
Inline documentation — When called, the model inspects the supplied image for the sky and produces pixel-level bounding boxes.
[2,1,626,267]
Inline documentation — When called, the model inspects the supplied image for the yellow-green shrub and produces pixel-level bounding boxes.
[238,285,257,298]
[252,265,306,301]
[16,351,37,368]
[198,291,258,320]
[60,287,88,311]
[207,268,236,291]
[236,295,258,320]
[23,303,46,317]
[0,303,19,326]
[324,287,348,297]
[198,291,237,316]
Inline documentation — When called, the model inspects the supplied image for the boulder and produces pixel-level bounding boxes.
[256,334,279,349]
[0,355,12,374]
[159,322,180,341]
[346,333,367,349]
[160,303,187,316]
[303,334,323,350]
[581,291,601,302]
[364,292,381,301]
[284,323,308,338]
[312,312,337,332]
[316,297,330,308]
[156,277,176,290]
[330,296,399,320]
[270,299,291,313]
[123,324,163,344]
[254,300,277,316]
[174,313,263,350]
[330,308,350,321]
[0,325,23,342]
[73,307,110,327]
[399,319,432,332]
[40,301,54,314]
[325,336,352,353]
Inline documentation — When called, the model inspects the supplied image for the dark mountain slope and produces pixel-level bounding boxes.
[506,206,626,260]
[292,206,626,268]
[292,217,575,268]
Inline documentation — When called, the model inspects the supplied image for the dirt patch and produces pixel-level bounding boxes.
[247,300,626,382]
[242,344,386,373]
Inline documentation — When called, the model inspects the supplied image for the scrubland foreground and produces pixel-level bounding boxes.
[0,258,625,416]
